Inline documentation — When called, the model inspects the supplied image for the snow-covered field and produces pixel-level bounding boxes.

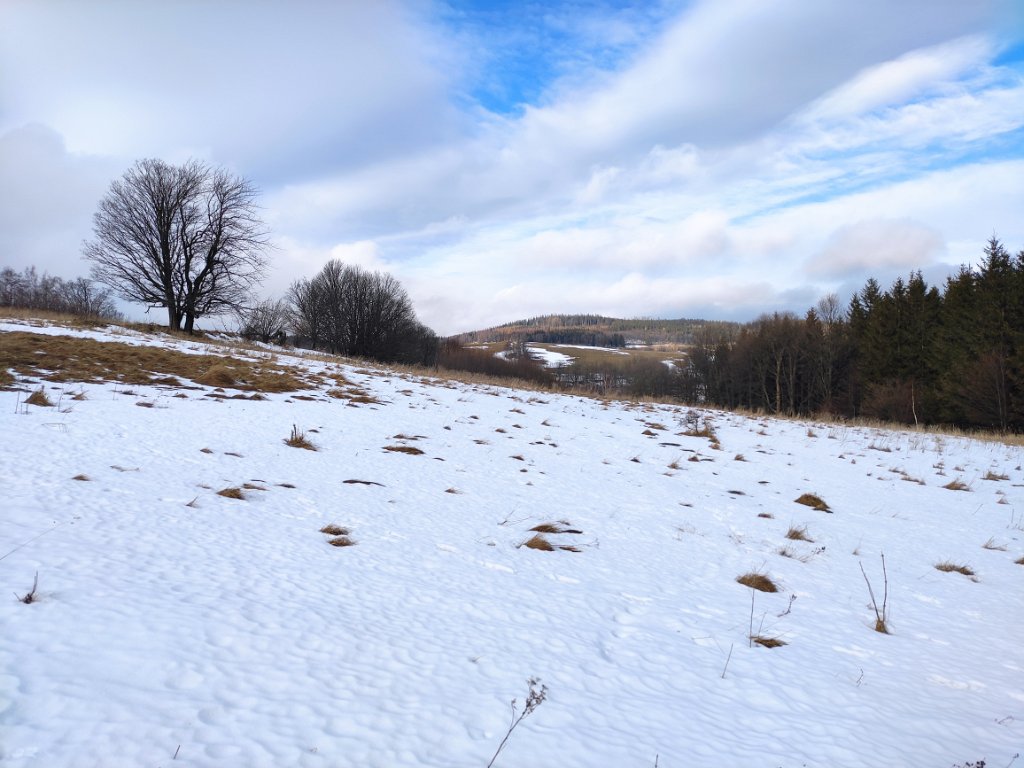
[2,319,1023,767]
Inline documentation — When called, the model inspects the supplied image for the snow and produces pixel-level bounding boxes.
[2,318,1023,767]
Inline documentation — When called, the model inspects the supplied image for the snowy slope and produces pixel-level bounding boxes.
[1,319,1022,767]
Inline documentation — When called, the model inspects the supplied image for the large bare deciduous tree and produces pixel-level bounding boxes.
[83,158,269,333]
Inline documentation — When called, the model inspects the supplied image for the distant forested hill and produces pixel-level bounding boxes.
[458,314,738,346]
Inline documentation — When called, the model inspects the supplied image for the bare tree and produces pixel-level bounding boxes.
[289,260,437,364]
[83,159,269,333]
[239,298,291,344]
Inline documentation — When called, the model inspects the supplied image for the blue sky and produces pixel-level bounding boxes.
[1,0,1023,334]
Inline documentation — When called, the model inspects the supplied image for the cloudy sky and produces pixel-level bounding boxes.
[2,0,1023,335]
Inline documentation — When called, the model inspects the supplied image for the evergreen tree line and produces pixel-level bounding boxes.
[683,238,1024,431]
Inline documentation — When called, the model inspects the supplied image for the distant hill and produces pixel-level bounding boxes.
[457,313,739,346]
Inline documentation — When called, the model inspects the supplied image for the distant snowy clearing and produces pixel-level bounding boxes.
[1,317,1022,767]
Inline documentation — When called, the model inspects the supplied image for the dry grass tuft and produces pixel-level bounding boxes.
[981,537,1007,551]
[794,493,830,512]
[751,635,787,648]
[445,487,463,494]
[983,470,1010,481]
[758,512,774,519]
[529,522,582,534]
[284,425,317,451]
[72,474,90,481]
[0,331,308,392]
[195,364,236,387]
[320,524,350,536]
[734,454,746,462]
[343,479,384,486]
[216,487,245,500]
[0,368,13,387]
[327,535,356,547]
[199,447,214,454]
[943,478,972,491]
[383,445,425,455]
[935,561,976,577]
[1015,556,1024,565]
[523,534,555,551]
[785,525,812,542]
[736,572,779,592]
[25,386,53,406]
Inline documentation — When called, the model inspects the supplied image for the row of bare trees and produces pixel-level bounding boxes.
[0,266,120,319]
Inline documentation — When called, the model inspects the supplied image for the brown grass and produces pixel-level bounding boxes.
[216,487,245,499]
[72,474,90,481]
[794,493,830,512]
[981,537,1007,551]
[285,425,317,451]
[383,445,425,455]
[935,561,975,577]
[736,572,779,592]
[943,478,972,491]
[327,535,356,547]
[983,470,1010,481]
[785,525,812,542]
[758,512,774,519]
[0,331,308,392]
[529,522,583,534]
[523,534,555,551]
[320,524,350,536]
[25,386,53,406]
[751,635,787,648]
[1015,556,1024,565]
[445,487,463,494]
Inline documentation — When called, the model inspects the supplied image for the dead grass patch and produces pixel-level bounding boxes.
[521,533,579,552]
[736,572,779,592]
[785,525,812,542]
[758,512,774,519]
[217,487,245,499]
[983,470,1010,481]
[72,474,90,481]
[1015,556,1024,565]
[445,487,463,494]
[751,635,787,648]
[943,478,972,491]
[529,522,583,534]
[320,524,350,536]
[0,331,308,392]
[795,493,830,512]
[981,537,1007,551]
[25,386,53,406]
[383,445,425,455]
[327,535,356,547]
[935,561,976,577]
[284,425,317,451]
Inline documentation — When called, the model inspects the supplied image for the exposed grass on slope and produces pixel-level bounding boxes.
[0,331,308,392]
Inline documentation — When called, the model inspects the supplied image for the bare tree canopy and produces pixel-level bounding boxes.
[83,158,269,333]
[289,260,437,364]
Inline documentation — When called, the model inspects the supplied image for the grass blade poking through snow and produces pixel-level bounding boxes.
[486,678,547,768]
[859,553,889,634]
